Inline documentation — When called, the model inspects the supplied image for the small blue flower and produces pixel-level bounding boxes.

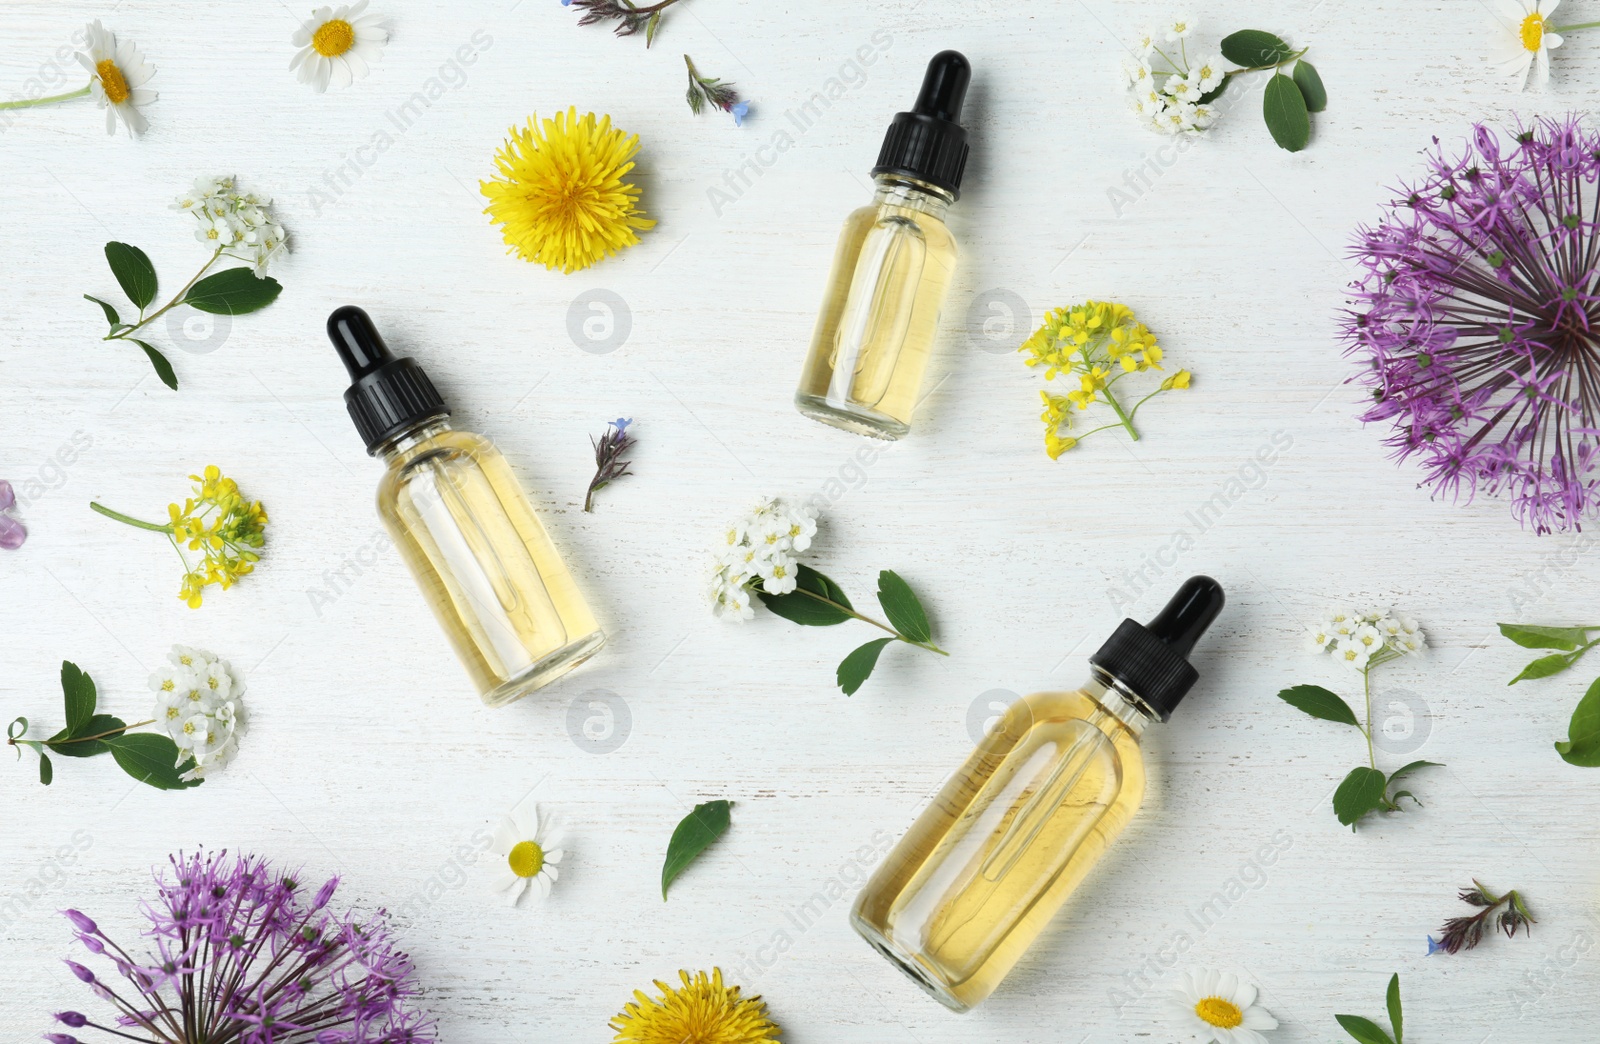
[731,101,750,127]
[562,0,573,6]
[611,417,632,434]
[1427,935,1443,955]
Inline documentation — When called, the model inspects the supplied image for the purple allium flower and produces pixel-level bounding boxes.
[1342,115,1600,533]
[49,850,435,1044]
[53,1012,87,1027]
[0,479,26,550]
[61,910,96,934]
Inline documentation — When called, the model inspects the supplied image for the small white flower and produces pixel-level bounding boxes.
[1163,76,1199,103]
[195,213,239,251]
[1189,54,1226,92]
[1333,637,1372,669]
[1136,88,1169,118]
[290,1,390,93]
[760,553,799,595]
[1351,624,1384,654]
[149,645,247,780]
[1396,632,1426,655]
[75,20,156,137]
[1494,0,1564,90]
[1166,16,1197,42]
[1167,969,1277,1044]
[1132,27,1160,58]
[1305,625,1334,651]
[1191,103,1220,130]
[490,801,564,904]
[713,584,755,622]
[1375,615,1405,638]
[1156,102,1197,134]
[710,497,818,620]
[1122,57,1154,89]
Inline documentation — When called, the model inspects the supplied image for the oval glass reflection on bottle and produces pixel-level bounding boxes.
[851,577,1226,1011]
[794,51,971,440]
[328,306,604,706]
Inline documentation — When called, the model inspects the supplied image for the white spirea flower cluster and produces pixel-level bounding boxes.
[170,176,288,277]
[1122,17,1223,135]
[1306,606,1425,670]
[148,645,247,780]
[709,497,818,622]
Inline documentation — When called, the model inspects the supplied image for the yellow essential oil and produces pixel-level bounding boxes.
[329,306,604,707]
[795,51,971,440]
[852,577,1225,1011]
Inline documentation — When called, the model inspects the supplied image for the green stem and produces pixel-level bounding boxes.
[50,719,156,745]
[0,83,90,111]
[1101,384,1140,441]
[90,501,171,534]
[105,249,224,342]
[1362,667,1376,770]
[791,587,949,655]
[1552,20,1600,31]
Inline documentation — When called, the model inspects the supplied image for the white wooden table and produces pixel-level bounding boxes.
[4,1,1599,1040]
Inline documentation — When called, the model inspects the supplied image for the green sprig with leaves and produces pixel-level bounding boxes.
[1499,622,1600,765]
[1335,974,1404,1044]
[7,661,200,790]
[757,566,946,696]
[1280,607,1439,830]
[87,176,286,389]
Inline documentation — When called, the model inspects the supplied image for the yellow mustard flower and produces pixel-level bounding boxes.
[1018,300,1192,458]
[91,466,267,609]
[481,107,656,274]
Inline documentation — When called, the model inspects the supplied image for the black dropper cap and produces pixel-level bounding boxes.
[327,306,449,455]
[1088,576,1225,722]
[871,50,971,200]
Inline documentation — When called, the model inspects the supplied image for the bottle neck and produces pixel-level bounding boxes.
[1085,667,1157,738]
[871,173,954,219]
[376,418,453,462]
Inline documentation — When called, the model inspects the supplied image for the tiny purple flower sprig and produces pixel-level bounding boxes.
[1341,116,1600,534]
[585,417,635,513]
[0,479,26,549]
[562,0,684,47]
[683,54,749,125]
[48,850,435,1044]
[1429,879,1534,955]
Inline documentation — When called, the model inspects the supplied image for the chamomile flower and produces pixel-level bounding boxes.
[75,20,157,137]
[1168,969,1277,1044]
[490,801,564,904]
[289,1,390,93]
[1494,0,1564,89]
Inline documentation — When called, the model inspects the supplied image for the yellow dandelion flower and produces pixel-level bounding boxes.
[481,107,657,274]
[610,968,780,1044]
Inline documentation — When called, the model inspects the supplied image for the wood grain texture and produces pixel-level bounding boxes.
[3,1,1600,1040]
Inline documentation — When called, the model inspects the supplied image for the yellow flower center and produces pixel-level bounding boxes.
[508,841,544,879]
[1521,12,1545,52]
[95,59,130,104]
[1195,996,1244,1028]
[312,19,355,57]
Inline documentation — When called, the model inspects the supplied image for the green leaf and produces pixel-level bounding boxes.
[102,733,202,790]
[1292,59,1327,112]
[183,268,282,315]
[1220,29,1295,68]
[48,714,127,758]
[838,638,894,696]
[132,340,178,391]
[60,661,96,736]
[1335,1014,1395,1044]
[1386,760,1440,784]
[1332,766,1389,829]
[1555,676,1600,766]
[661,799,732,900]
[8,716,27,744]
[38,751,52,786]
[1511,652,1576,685]
[1499,623,1591,651]
[84,294,124,332]
[757,565,853,626]
[1386,974,1403,1044]
[876,570,931,644]
[1263,73,1311,152]
[646,9,662,46]
[104,242,157,310]
[1278,684,1359,726]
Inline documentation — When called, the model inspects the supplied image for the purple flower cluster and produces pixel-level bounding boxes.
[1342,115,1600,533]
[48,850,434,1044]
